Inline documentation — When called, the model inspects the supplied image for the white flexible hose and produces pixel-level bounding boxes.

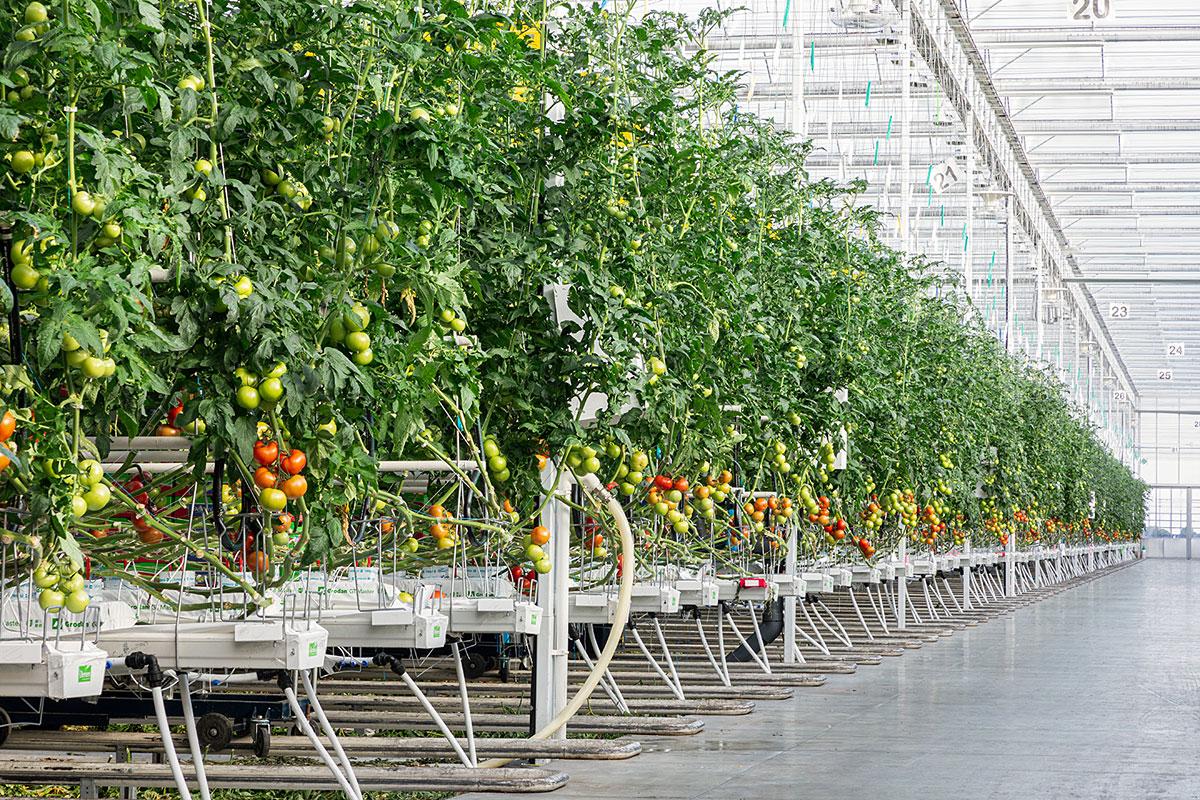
[301,669,363,799]
[178,674,211,800]
[152,685,192,800]
[478,471,635,768]
[283,684,360,800]
[398,670,474,767]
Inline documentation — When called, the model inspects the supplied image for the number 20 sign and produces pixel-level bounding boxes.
[1069,0,1115,21]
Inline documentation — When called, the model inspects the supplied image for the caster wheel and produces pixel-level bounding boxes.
[461,651,489,679]
[253,724,271,758]
[197,712,234,751]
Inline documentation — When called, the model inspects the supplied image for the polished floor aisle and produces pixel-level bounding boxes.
[459,560,1200,800]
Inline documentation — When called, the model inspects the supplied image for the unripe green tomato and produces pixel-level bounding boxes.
[272,532,291,547]
[84,484,111,511]
[102,221,122,239]
[61,573,84,594]
[488,455,507,473]
[534,558,552,574]
[78,459,103,486]
[71,495,88,518]
[64,590,90,614]
[236,385,261,409]
[11,263,39,290]
[375,262,396,278]
[345,331,371,352]
[65,349,89,368]
[24,2,48,24]
[375,220,400,241]
[71,191,96,216]
[39,588,65,611]
[483,439,500,458]
[81,356,108,379]
[450,317,466,333]
[11,150,35,174]
[258,377,284,402]
[33,567,58,588]
[260,487,287,511]
[494,467,510,482]
[351,348,374,366]
[524,544,544,562]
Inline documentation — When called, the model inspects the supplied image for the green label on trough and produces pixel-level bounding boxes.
[308,641,318,657]
[78,664,92,683]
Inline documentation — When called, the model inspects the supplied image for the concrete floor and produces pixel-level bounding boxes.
[458,559,1200,800]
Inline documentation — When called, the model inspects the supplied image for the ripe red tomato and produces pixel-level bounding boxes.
[280,474,307,499]
[253,440,279,466]
[280,449,307,475]
[673,476,689,492]
[167,402,184,426]
[509,565,525,581]
[254,466,278,489]
[156,424,182,437]
[654,475,673,491]
[0,410,16,443]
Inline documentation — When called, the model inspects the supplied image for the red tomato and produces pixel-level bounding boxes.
[253,441,279,466]
[280,449,306,475]
[673,476,689,492]
[654,475,673,491]
[253,466,278,489]
[167,402,184,426]
[280,474,307,499]
[0,410,15,443]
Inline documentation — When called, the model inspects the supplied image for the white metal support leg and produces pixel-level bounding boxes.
[534,466,570,738]
[848,588,875,641]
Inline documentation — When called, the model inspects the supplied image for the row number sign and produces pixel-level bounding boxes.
[1113,390,1128,403]
[1069,0,1115,21]
[929,158,962,195]
[1108,302,1129,319]
[1158,369,1175,382]
[1168,343,1186,359]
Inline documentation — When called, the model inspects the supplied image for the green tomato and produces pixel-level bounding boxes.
[11,150,35,174]
[84,484,111,511]
[267,362,287,378]
[450,317,467,333]
[375,220,400,241]
[410,107,432,124]
[352,348,374,366]
[71,191,96,217]
[24,2,48,24]
[260,487,288,511]
[11,263,39,290]
[65,349,89,368]
[583,456,601,474]
[439,309,456,324]
[524,544,545,562]
[33,567,58,589]
[233,275,254,298]
[483,439,500,458]
[272,532,291,547]
[235,385,261,410]
[345,331,371,352]
[488,455,507,473]
[38,588,65,611]
[375,262,397,278]
[71,495,88,518]
[61,573,84,594]
[195,158,214,175]
[101,221,122,239]
[494,467,510,483]
[258,377,284,402]
[631,451,649,471]
[64,590,90,614]
[81,356,108,379]
[533,558,552,575]
[78,459,103,486]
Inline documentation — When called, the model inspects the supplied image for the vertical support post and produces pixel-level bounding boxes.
[1034,245,1044,363]
[964,111,974,301]
[962,536,972,610]
[1187,487,1193,561]
[897,537,908,630]
[784,523,798,664]
[534,465,570,738]
[790,0,806,139]
[900,0,912,253]
[1004,198,1015,354]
